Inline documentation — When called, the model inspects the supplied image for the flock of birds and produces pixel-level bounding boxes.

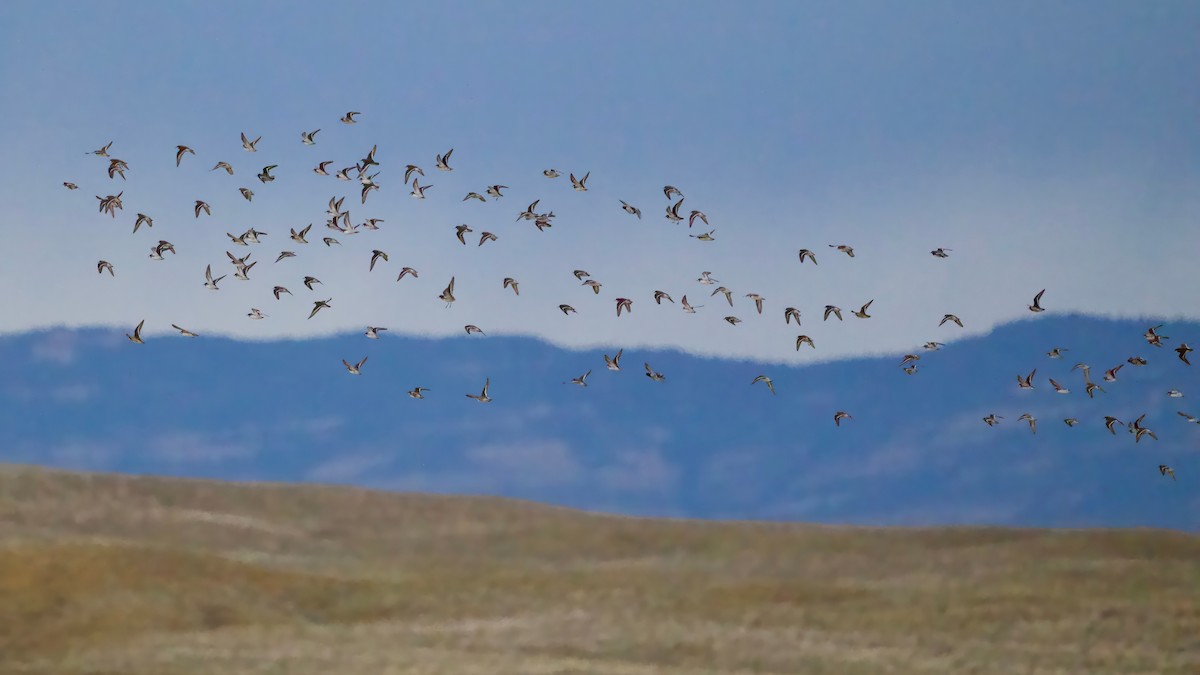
[71,112,1191,483]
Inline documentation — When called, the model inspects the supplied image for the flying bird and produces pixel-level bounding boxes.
[619,200,642,219]
[605,349,623,371]
[829,244,854,257]
[439,277,455,307]
[1028,289,1046,313]
[784,307,801,325]
[1159,465,1176,481]
[340,111,360,124]
[301,129,319,145]
[308,298,332,319]
[171,324,199,338]
[823,305,843,322]
[369,250,389,271]
[194,200,211,218]
[616,298,633,317]
[751,375,775,395]
[566,370,592,387]
[126,319,145,344]
[212,161,234,175]
[982,414,1003,427]
[365,326,387,339]
[797,249,818,265]
[570,171,589,191]
[466,378,493,402]
[1176,343,1193,365]
[1018,414,1037,434]
[833,411,853,427]
[654,291,674,305]
[175,145,195,167]
[464,325,485,335]
[795,335,815,350]
[408,387,430,399]
[435,148,454,171]
[96,260,114,276]
[503,277,519,295]
[940,314,963,328]
[342,357,368,375]
[1017,369,1037,390]
[931,248,951,258]
[852,300,874,319]
[644,363,665,382]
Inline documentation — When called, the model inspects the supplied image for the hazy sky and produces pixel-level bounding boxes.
[2,1,1199,363]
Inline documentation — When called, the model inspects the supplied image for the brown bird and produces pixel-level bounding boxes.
[455,224,473,245]
[175,145,195,167]
[396,267,419,281]
[745,293,765,315]
[833,411,853,426]
[194,200,211,218]
[852,300,873,319]
[1016,369,1036,390]
[784,307,801,325]
[823,305,843,321]
[616,298,633,317]
[464,325,485,335]
[940,314,963,328]
[1177,343,1193,365]
[478,232,498,247]
[797,249,818,265]
[653,290,673,305]
[795,335,815,350]
[439,277,455,307]
[503,277,519,295]
[126,319,145,344]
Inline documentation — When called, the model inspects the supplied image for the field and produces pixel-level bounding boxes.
[0,463,1196,674]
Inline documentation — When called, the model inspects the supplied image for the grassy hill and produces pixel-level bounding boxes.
[0,463,1196,674]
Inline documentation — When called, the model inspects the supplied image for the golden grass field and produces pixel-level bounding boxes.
[0,463,1196,674]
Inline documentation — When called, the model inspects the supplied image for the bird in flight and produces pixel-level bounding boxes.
[435,148,454,171]
[604,349,623,371]
[365,326,387,339]
[126,319,145,344]
[1018,413,1037,435]
[833,411,853,426]
[1159,465,1176,481]
[308,298,332,319]
[1028,289,1046,313]
[175,145,195,167]
[751,375,775,395]
[241,132,261,152]
[342,357,367,375]
[408,387,430,399]
[466,378,492,402]
[1176,343,1193,365]
[566,370,591,387]
[644,362,665,382]
[439,277,455,307]
[171,324,199,338]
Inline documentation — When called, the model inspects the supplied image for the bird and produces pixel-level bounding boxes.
[313,161,333,176]
[89,141,113,157]
[478,232,498,247]
[644,363,665,382]
[751,375,775,395]
[1178,412,1200,424]
[340,111,360,124]
[466,378,492,402]
[301,129,319,145]
[1018,413,1037,434]
[369,250,389,272]
[175,145,195,167]
[569,171,589,191]
[823,305,843,322]
[931,248,951,258]
[435,149,454,171]
[408,387,430,399]
[1049,378,1070,394]
[795,335,815,350]
[619,200,642,219]
[1028,289,1046,313]
[1016,369,1036,389]
[63,182,78,190]
[290,225,312,243]
[797,249,818,265]
[126,319,145,344]
[833,411,853,427]
[566,370,591,387]
[583,280,602,294]
[543,169,561,178]
[503,277,519,295]
[486,185,508,198]
[365,326,387,339]
[688,210,708,228]
[275,251,296,263]
[712,287,733,307]
[308,298,332,319]
[303,276,322,290]
[940,314,963,328]
[439,277,455,307]
[982,414,1003,427]
[689,229,716,241]
[664,185,683,200]
[397,267,419,282]
[1064,418,1080,427]
[666,198,684,223]
[272,286,291,299]
[1047,347,1068,359]
[96,260,114,276]
[696,271,718,285]
[410,179,432,199]
[1176,343,1193,365]
[455,224,473,245]
[211,161,234,175]
[923,342,944,351]
[463,192,486,202]
[1167,390,1184,398]
[464,325,485,335]
[605,349,623,371]
[1159,465,1176,481]
[342,357,367,375]
[745,294,765,314]
[559,304,577,315]
[852,300,874,319]
[247,308,267,320]
[240,132,261,152]
[654,291,674,305]
[1127,356,1148,366]
[1144,325,1168,347]
[257,165,277,183]
[616,298,633,317]
[1104,416,1124,434]
[1086,382,1106,399]
[784,307,801,325]
[239,187,254,202]
[724,316,742,325]
[1102,365,1123,382]
[404,165,424,183]
[194,200,211,218]
[680,296,701,313]
[132,212,154,234]
[170,324,199,337]
[899,354,921,367]
[829,244,854,257]
[204,265,225,290]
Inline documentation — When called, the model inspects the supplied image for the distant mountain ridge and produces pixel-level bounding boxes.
[1,315,1196,530]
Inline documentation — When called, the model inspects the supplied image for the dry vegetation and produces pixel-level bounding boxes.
[0,463,1196,674]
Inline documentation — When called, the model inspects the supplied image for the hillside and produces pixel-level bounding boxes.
[0,464,1197,674]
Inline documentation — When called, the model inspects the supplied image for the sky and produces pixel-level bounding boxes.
[0,2,1198,527]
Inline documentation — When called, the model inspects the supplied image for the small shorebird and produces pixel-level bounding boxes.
[342,357,367,375]
[435,148,454,171]
[605,349,623,371]
[408,387,430,399]
[466,378,492,402]
[833,411,853,426]
[365,326,387,339]
[439,277,455,307]
[241,132,261,151]
[171,324,198,337]
[797,249,817,265]
[752,375,775,395]
[126,319,145,344]
[1028,289,1046,313]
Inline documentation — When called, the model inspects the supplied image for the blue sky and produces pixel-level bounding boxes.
[0,2,1197,526]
